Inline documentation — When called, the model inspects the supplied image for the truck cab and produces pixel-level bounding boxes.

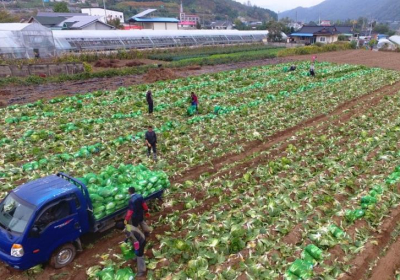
[0,174,91,270]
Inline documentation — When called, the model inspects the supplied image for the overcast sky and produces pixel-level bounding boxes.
[237,0,325,13]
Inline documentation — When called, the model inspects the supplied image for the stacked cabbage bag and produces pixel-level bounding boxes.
[77,163,170,220]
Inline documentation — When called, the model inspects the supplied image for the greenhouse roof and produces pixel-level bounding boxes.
[0,23,32,31]
[0,23,51,32]
[390,35,400,45]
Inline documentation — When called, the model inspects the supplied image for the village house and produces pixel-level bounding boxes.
[290,25,353,44]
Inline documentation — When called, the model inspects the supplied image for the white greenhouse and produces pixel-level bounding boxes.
[389,35,400,46]
[0,23,272,59]
[0,23,56,59]
[52,29,270,52]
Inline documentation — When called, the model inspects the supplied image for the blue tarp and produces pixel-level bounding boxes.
[290,33,314,37]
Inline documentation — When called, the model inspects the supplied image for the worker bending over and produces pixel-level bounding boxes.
[124,224,147,276]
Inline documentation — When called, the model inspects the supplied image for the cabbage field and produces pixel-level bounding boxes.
[2,60,400,279]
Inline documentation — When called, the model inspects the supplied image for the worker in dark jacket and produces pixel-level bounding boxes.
[289,64,296,71]
[145,126,157,161]
[310,64,315,77]
[191,92,198,112]
[124,224,147,276]
[146,90,153,114]
[124,187,150,236]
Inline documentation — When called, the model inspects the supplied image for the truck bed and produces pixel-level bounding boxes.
[92,189,164,232]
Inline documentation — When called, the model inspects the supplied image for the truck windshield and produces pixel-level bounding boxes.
[0,193,35,234]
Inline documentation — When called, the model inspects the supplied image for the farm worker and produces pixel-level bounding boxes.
[124,224,147,276]
[191,92,198,112]
[312,55,317,63]
[124,187,151,237]
[146,90,153,114]
[289,64,296,71]
[309,64,315,77]
[145,125,157,161]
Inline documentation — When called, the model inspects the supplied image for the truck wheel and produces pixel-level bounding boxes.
[50,243,76,269]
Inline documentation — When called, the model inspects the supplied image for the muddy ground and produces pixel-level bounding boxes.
[91,58,164,72]
[288,49,400,71]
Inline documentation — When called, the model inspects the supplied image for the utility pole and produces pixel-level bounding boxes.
[369,16,373,37]
[103,0,107,23]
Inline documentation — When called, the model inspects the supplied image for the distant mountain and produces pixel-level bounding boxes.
[280,0,400,22]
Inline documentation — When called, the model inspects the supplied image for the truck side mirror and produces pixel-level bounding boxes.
[30,226,40,238]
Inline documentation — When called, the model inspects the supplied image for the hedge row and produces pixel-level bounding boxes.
[277,42,355,57]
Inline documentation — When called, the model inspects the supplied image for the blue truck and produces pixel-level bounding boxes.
[0,172,163,271]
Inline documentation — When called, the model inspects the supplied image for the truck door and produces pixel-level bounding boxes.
[26,197,81,264]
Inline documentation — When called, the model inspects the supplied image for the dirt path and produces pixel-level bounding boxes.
[368,232,400,280]
[288,49,400,71]
[339,203,400,280]
[0,58,290,107]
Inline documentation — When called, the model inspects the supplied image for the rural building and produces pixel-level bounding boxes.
[129,17,179,30]
[29,13,114,30]
[36,12,87,18]
[28,12,89,29]
[288,22,303,31]
[247,21,264,29]
[210,20,233,30]
[128,9,178,30]
[179,0,200,29]
[81,8,124,23]
[179,21,197,29]
[29,16,70,29]
[290,25,353,44]
[59,16,115,30]
[320,20,331,26]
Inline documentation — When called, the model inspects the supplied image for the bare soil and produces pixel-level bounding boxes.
[368,233,400,280]
[91,58,158,71]
[288,49,400,71]
[143,67,179,83]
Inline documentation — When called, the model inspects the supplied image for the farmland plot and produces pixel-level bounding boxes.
[1,61,400,279]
